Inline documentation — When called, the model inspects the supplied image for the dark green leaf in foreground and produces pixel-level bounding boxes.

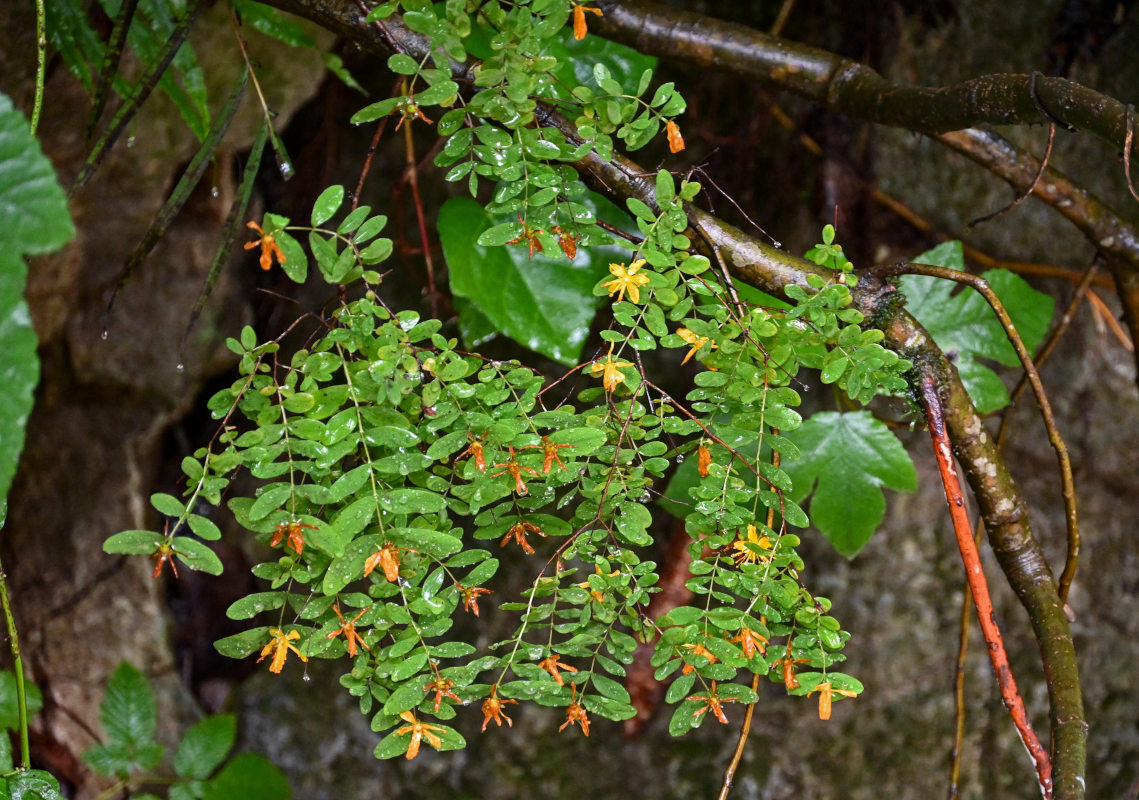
[0,93,75,507]
[438,196,621,365]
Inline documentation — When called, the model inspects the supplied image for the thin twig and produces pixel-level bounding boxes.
[920,377,1052,800]
[352,114,392,212]
[1086,288,1134,351]
[400,91,439,316]
[878,261,1080,603]
[0,507,29,769]
[1124,105,1139,203]
[31,0,46,135]
[969,123,1055,227]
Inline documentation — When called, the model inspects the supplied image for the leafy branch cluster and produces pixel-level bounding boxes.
[103,130,916,759]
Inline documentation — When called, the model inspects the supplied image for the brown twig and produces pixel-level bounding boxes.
[352,113,392,212]
[1124,105,1139,204]
[969,123,1055,227]
[399,84,440,317]
[920,376,1052,800]
[877,261,1080,603]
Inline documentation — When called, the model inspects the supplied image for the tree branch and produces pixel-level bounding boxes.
[592,0,1139,158]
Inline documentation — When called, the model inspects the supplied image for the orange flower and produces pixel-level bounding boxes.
[589,350,634,392]
[527,436,574,474]
[572,4,603,40]
[731,524,773,565]
[677,327,715,364]
[257,628,307,674]
[457,583,492,616]
[490,446,539,494]
[245,221,286,271]
[602,259,650,303]
[150,542,179,579]
[697,442,712,477]
[500,520,545,554]
[395,711,445,759]
[690,681,735,724]
[538,654,579,686]
[666,119,685,153]
[270,520,316,556]
[326,604,372,657]
[364,543,403,582]
[551,225,578,259]
[559,684,590,735]
[807,681,858,721]
[424,678,461,712]
[774,642,809,691]
[481,686,517,731]
[730,626,769,659]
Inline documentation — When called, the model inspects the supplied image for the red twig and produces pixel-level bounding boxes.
[919,375,1052,800]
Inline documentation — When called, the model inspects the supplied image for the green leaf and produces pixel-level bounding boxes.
[438,195,626,366]
[100,663,157,747]
[214,628,270,659]
[201,753,291,800]
[151,492,186,517]
[902,241,1054,413]
[175,714,236,780]
[782,412,917,558]
[379,489,446,514]
[551,31,657,98]
[0,670,42,731]
[0,93,75,507]
[103,530,164,555]
[172,537,225,575]
[311,185,344,227]
[4,769,63,800]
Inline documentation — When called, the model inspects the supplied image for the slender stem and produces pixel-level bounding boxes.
[0,508,29,769]
[31,0,46,135]
[920,377,1052,799]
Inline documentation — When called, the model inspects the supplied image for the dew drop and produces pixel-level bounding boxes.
[772,240,782,249]
[675,454,685,462]
[302,674,312,682]
[210,186,219,198]
[126,136,136,148]
[278,160,295,180]
[176,363,185,374]
[100,329,109,341]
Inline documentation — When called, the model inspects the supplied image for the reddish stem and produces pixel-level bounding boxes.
[920,376,1052,799]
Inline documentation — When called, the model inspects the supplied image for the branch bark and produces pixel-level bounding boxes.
[592,0,1139,159]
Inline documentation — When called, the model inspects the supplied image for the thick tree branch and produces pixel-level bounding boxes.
[593,0,1138,158]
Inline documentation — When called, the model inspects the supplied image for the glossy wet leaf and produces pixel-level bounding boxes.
[438,196,625,365]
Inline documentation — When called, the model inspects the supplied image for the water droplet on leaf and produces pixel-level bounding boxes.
[176,363,185,373]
